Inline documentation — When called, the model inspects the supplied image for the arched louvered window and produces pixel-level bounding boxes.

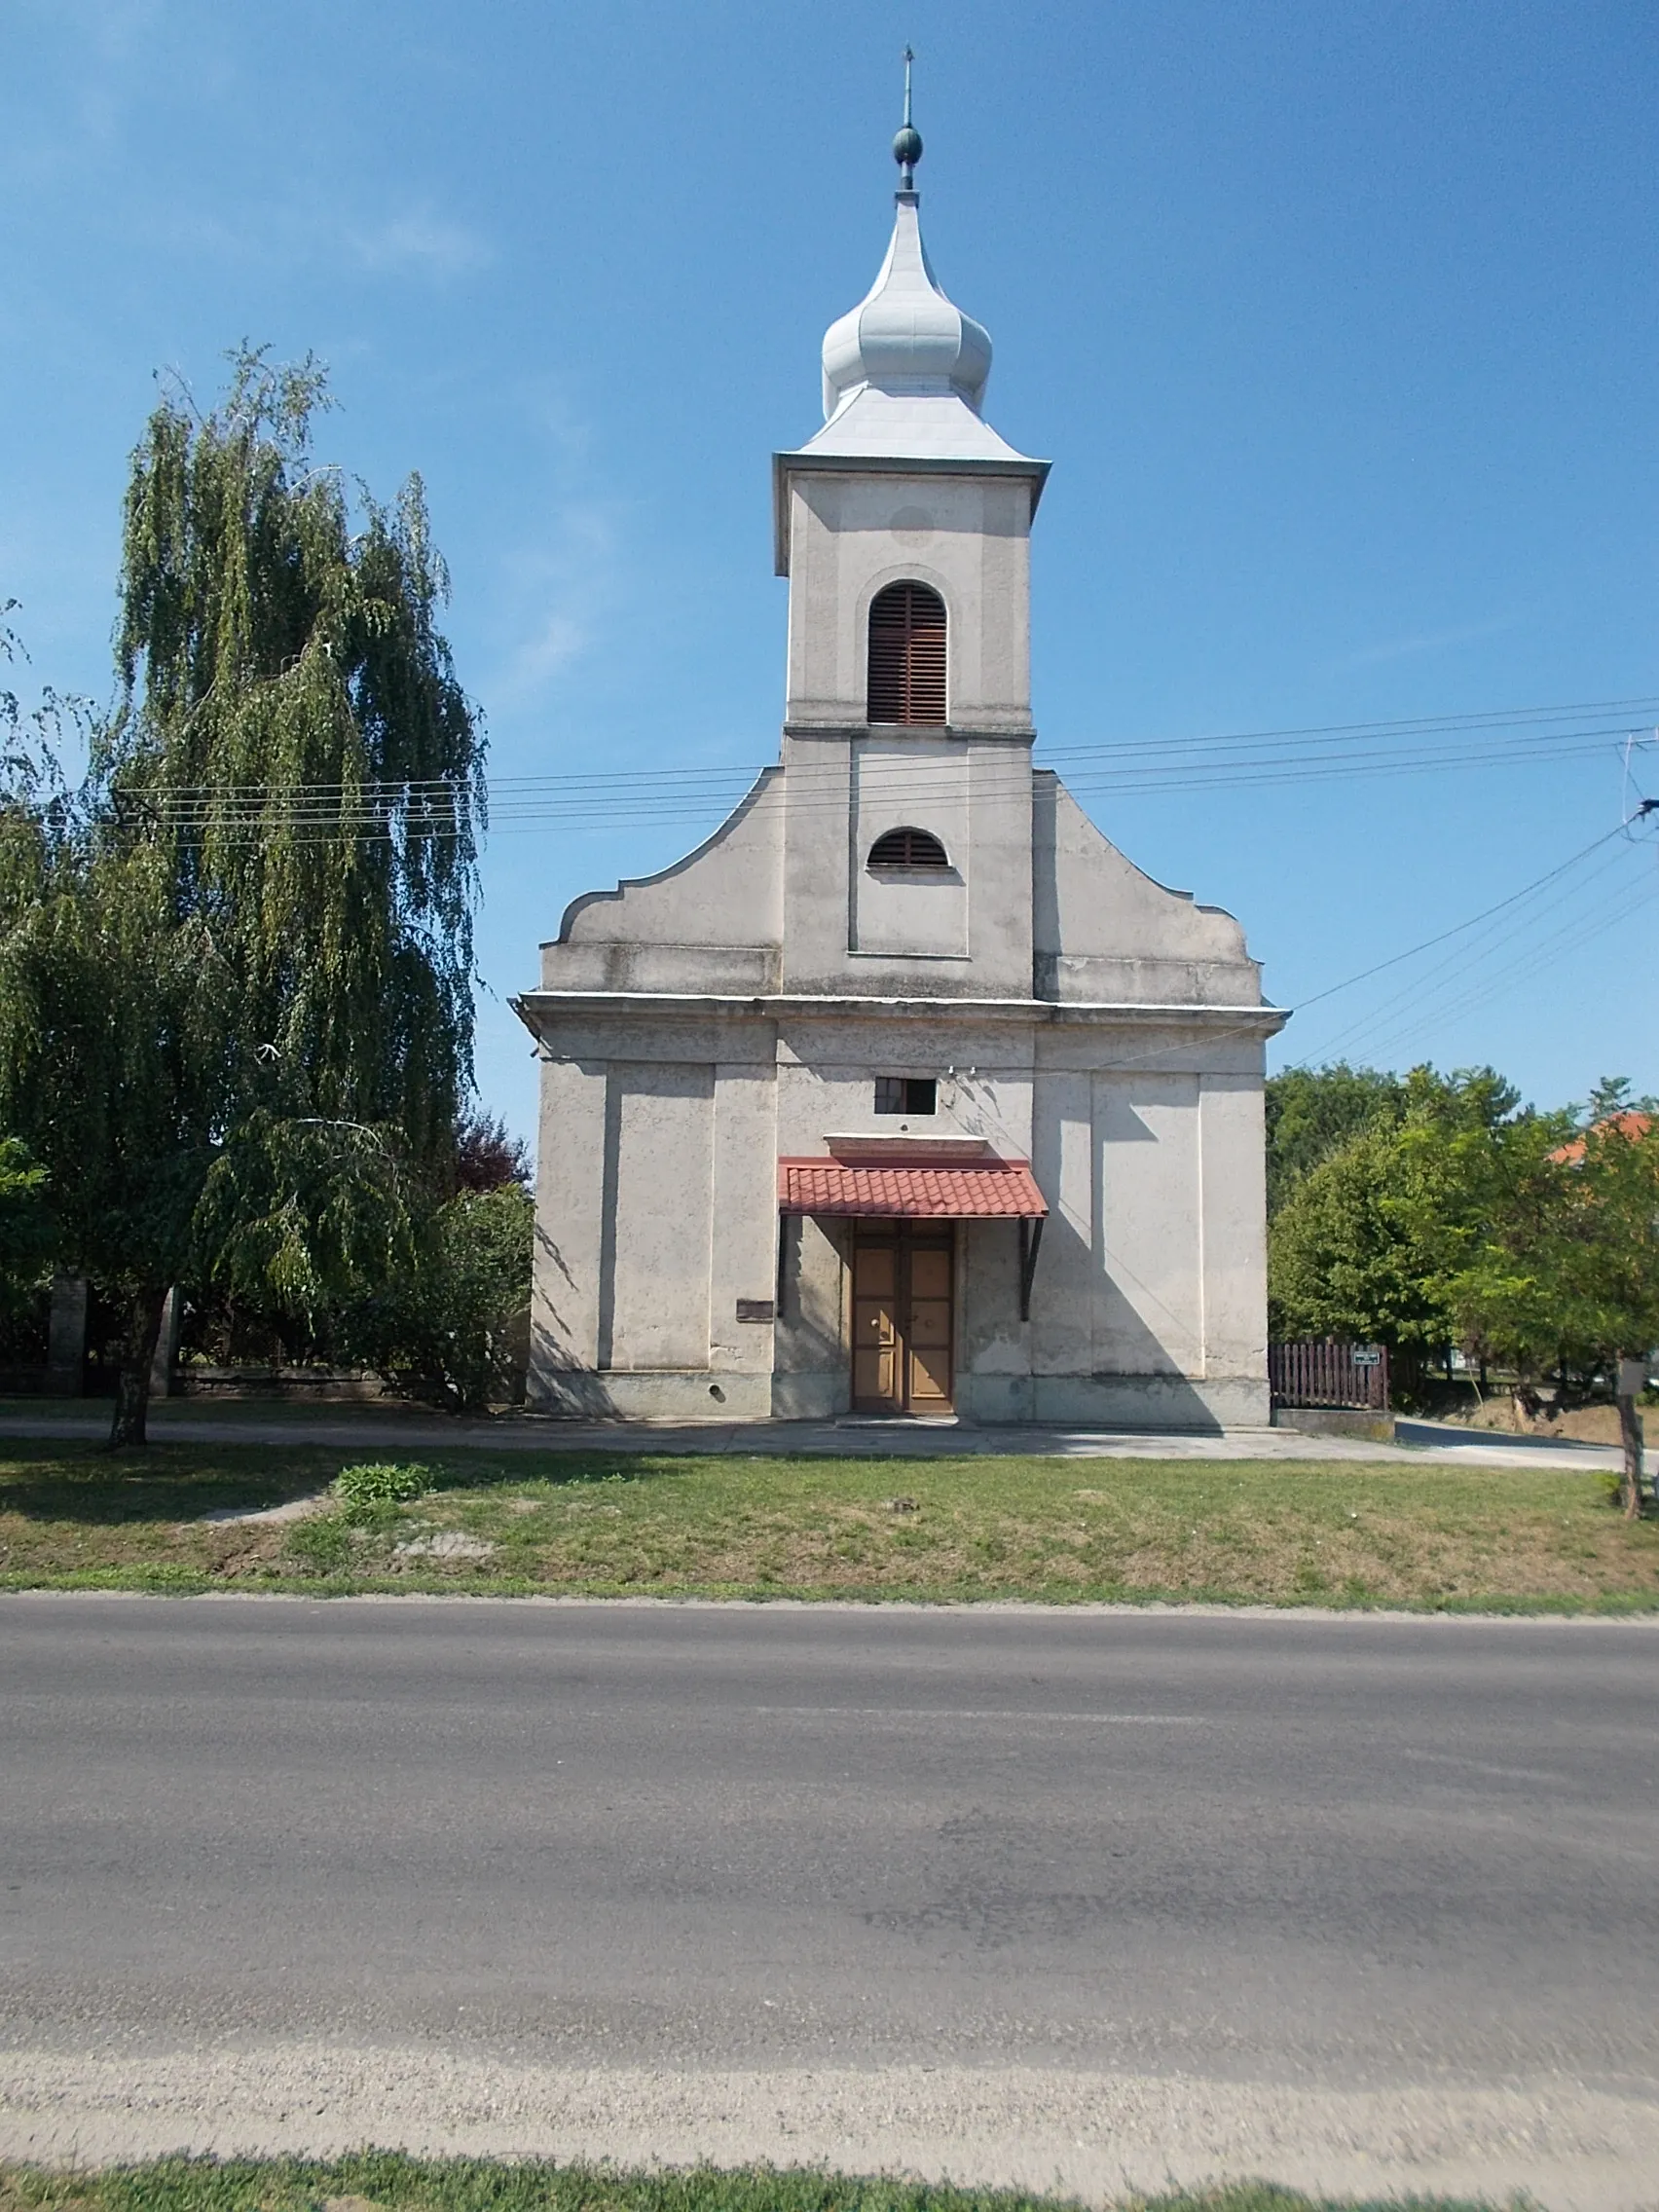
[866,580,947,725]
[867,826,950,870]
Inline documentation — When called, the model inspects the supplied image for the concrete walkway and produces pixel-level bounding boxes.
[1,1394,1651,1474]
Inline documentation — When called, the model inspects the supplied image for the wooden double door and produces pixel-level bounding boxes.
[852,1223,955,1416]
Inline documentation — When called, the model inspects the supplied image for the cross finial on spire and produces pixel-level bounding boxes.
[893,45,923,195]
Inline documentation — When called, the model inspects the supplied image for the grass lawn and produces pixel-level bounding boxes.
[0,2158,1511,2212]
[1,1433,1656,1610]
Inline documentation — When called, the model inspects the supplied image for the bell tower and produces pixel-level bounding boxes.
[771,72,1051,995]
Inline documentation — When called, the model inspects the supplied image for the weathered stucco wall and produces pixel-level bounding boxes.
[780,732,1037,999]
[1032,773,1262,1007]
[522,1004,1273,1428]
[543,773,786,997]
[784,473,1034,732]
[528,1020,780,1421]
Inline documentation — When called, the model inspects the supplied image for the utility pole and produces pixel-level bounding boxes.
[1618,798,1656,1512]
[1616,1354,1648,1518]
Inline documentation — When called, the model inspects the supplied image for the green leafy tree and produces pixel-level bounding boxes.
[0,1135,50,1312]
[1269,1066,1545,1347]
[193,1111,419,1322]
[1386,1070,1655,1513]
[0,615,59,1313]
[0,810,230,1430]
[0,352,485,1444]
[1265,1063,1404,1216]
[1269,1121,1453,1347]
[1389,1069,1576,1387]
[1564,1098,1659,1515]
[337,1181,534,1412]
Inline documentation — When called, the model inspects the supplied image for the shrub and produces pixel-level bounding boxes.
[340,1182,533,1412]
[334,1460,433,1511]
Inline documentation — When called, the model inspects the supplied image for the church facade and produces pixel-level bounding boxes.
[514,126,1285,1429]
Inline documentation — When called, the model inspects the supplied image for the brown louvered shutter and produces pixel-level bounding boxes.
[867,581,947,725]
[867,826,949,868]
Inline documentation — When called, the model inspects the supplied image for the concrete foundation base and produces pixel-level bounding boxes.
[528,1369,774,1422]
[530,1364,1271,1433]
[1272,1405,1396,1442]
[771,1370,852,1419]
[965,1373,1271,1431]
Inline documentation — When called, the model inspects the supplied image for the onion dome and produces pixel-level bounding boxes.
[819,103,993,424]
[781,61,1044,488]
[820,193,993,423]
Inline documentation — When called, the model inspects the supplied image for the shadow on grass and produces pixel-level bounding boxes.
[0,1444,342,1527]
[0,1444,704,1526]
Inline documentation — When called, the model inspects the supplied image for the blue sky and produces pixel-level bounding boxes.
[4,0,1656,1147]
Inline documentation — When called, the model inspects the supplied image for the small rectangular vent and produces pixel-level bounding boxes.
[874,1077,938,1117]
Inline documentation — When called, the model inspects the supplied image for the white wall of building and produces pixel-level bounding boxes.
[516,171,1284,1433]
[524,1003,1273,1428]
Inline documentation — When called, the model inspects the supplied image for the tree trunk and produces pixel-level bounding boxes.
[107,1282,169,1450]
[1615,1361,1647,1521]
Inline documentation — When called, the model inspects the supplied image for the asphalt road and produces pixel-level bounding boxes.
[3,1596,1658,2205]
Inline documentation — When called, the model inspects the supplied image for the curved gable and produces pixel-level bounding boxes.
[1032,772,1264,1008]
[540,769,785,995]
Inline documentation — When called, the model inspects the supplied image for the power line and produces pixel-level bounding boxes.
[1083,824,1656,1084]
[135,691,1659,795]
[1291,831,1628,1035]
[131,724,1643,816]
[1320,872,1659,1071]
[124,726,1656,844]
[1287,826,1631,1017]
[121,693,1659,840]
[1286,825,1658,1068]
[1296,851,1644,1066]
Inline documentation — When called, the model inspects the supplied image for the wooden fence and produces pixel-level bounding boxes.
[1269,1339,1390,1411]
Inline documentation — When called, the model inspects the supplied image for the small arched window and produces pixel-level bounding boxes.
[867,826,950,870]
[867,580,946,725]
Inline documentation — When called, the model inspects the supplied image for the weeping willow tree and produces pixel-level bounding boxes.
[0,350,485,1444]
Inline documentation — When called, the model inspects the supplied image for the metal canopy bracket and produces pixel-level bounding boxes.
[1017,1215,1044,1322]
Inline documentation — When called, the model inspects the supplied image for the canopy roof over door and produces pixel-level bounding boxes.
[777,1157,1047,1220]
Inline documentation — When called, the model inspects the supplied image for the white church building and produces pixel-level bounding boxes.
[515,114,1285,1428]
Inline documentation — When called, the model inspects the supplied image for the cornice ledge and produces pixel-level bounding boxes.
[514,989,1289,1031]
[782,719,1036,745]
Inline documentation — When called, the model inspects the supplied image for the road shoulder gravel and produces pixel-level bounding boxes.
[3,2047,1656,2212]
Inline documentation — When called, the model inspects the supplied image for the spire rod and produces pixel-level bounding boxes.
[893,44,923,195]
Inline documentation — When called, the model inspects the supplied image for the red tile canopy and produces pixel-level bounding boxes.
[777,1156,1048,1220]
